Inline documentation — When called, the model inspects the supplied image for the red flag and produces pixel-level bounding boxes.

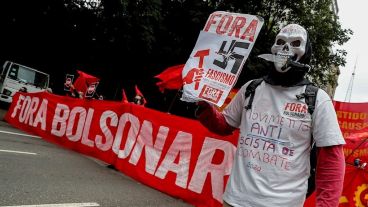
[122,89,129,103]
[154,64,184,92]
[134,85,147,106]
[73,70,100,94]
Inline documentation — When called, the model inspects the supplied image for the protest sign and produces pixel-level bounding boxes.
[181,11,264,106]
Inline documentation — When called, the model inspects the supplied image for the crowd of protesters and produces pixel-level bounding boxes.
[62,71,147,107]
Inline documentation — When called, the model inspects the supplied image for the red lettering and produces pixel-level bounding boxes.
[301,105,308,113]
[285,102,308,113]
[194,49,210,68]
[205,68,213,78]
[204,13,222,32]
[295,104,301,112]
[227,17,246,38]
[289,103,296,111]
[216,15,233,35]
[241,19,258,42]
[284,103,291,111]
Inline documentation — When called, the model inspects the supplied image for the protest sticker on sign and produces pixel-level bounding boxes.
[181,11,264,107]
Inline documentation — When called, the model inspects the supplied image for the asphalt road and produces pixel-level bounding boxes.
[0,107,192,207]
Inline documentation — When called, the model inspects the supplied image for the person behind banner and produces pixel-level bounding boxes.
[133,85,147,106]
[19,87,28,93]
[84,82,99,100]
[64,83,76,98]
[46,88,53,93]
[64,75,74,92]
[78,91,84,99]
[195,24,345,207]
[133,95,144,105]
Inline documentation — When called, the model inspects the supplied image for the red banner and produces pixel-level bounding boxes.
[304,101,368,207]
[340,131,368,207]
[6,94,368,206]
[334,101,368,207]
[334,101,368,138]
[5,92,239,207]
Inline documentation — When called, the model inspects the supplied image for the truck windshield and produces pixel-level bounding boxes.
[8,64,49,88]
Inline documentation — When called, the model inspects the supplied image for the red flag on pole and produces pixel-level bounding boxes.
[73,70,100,94]
[134,85,147,106]
[154,64,184,92]
[122,89,129,103]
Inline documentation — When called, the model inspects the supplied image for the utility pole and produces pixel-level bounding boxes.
[344,56,358,102]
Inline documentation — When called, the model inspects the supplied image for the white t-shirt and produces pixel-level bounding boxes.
[222,80,345,207]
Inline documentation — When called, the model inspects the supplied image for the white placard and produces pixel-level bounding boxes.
[181,11,264,106]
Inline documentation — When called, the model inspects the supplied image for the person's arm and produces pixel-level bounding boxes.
[316,145,345,207]
[196,101,236,136]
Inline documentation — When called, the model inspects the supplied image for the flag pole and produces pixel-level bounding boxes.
[167,88,182,114]
[113,82,120,100]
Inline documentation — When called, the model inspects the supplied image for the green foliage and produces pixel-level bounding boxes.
[208,0,352,87]
[0,0,351,96]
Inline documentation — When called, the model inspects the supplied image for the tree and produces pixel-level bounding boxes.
[0,0,351,104]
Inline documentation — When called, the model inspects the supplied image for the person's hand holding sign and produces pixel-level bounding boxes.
[183,67,204,90]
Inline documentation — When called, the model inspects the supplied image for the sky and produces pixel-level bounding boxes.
[333,0,368,103]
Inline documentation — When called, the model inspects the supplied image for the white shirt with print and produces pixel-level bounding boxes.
[222,80,345,207]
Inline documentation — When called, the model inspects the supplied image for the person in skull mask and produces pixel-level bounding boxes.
[196,24,345,207]
[264,23,312,86]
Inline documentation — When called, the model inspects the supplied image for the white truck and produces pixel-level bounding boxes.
[0,61,50,103]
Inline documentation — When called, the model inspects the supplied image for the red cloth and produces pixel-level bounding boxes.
[73,70,100,94]
[122,89,129,103]
[316,145,345,207]
[155,64,184,92]
[5,92,239,207]
[135,85,147,106]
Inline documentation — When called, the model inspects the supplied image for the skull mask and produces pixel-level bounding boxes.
[271,24,307,73]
